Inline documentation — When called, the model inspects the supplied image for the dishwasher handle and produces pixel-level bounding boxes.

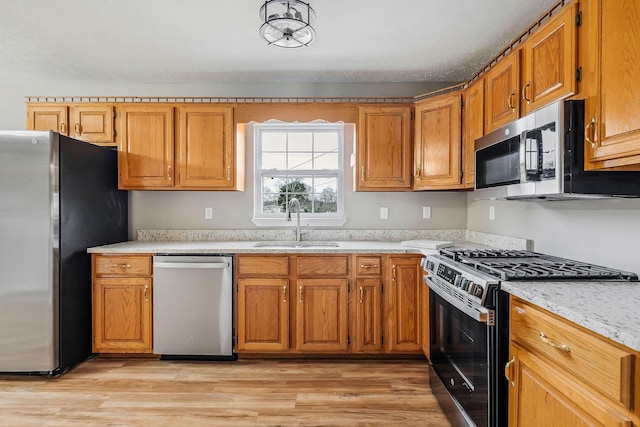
[154,262,230,269]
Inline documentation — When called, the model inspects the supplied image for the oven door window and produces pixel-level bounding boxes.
[430,289,489,426]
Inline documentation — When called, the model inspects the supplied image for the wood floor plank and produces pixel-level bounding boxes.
[0,357,453,426]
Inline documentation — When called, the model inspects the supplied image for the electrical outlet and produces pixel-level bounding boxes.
[422,206,431,219]
[489,205,495,221]
[380,207,389,220]
[204,207,213,219]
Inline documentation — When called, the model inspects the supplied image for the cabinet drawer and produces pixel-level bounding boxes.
[297,255,349,276]
[511,298,635,410]
[94,255,152,276]
[355,256,381,275]
[237,256,289,276]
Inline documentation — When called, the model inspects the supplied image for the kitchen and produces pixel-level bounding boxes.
[1,0,640,426]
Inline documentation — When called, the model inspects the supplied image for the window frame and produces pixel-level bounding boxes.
[252,122,347,227]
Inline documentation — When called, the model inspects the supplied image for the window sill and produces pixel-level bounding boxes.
[251,217,347,227]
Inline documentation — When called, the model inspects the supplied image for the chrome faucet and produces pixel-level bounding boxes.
[287,197,305,242]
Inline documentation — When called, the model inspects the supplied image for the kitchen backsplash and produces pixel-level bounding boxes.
[137,229,531,251]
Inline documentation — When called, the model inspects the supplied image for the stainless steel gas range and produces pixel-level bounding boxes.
[421,248,638,427]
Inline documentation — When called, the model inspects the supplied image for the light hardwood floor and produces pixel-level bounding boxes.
[0,358,454,426]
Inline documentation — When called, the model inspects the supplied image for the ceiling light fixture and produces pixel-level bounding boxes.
[259,0,315,48]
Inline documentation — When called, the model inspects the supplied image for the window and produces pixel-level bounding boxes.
[253,122,346,226]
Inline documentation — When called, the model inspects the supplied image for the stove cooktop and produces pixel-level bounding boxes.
[439,248,638,281]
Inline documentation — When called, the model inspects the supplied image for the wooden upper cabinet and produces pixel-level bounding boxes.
[413,92,463,190]
[462,79,484,189]
[69,104,115,145]
[26,104,68,134]
[485,50,520,133]
[117,105,175,189]
[520,3,578,115]
[582,0,640,169]
[356,105,412,191]
[177,105,240,189]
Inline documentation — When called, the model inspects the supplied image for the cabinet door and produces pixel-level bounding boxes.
[92,277,152,353]
[237,278,289,352]
[583,0,640,169]
[521,3,578,115]
[353,278,382,353]
[462,79,484,189]
[26,104,68,135]
[70,104,115,145]
[356,105,412,191]
[177,105,237,189]
[413,92,462,190]
[117,105,174,189]
[485,50,520,133]
[295,278,348,353]
[507,346,633,427]
[384,257,422,353]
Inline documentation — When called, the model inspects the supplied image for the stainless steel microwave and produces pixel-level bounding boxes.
[474,99,640,200]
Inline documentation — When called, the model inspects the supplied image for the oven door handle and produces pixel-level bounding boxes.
[424,275,494,324]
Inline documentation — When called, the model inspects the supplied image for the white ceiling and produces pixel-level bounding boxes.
[0,0,559,86]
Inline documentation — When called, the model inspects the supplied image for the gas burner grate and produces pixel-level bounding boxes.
[439,248,638,281]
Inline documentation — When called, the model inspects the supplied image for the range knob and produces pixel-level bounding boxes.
[459,277,469,290]
[453,275,461,287]
[472,285,484,298]
[426,260,435,271]
[462,280,472,292]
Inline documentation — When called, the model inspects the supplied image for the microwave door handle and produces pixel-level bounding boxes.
[519,131,528,183]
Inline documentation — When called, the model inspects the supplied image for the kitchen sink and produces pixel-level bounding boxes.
[252,241,340,248]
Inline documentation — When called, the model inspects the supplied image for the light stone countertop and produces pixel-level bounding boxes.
[501,280,640,352]
[88,230,640,352]
[86,240,433,255]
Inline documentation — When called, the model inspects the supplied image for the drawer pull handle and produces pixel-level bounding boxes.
[74,122,81,136]
[299,286,303,303]
[522,81,531,103]
[392,265,396,282]
[112,264,131,268]
[360,264,378,269]
[143,285,149,302]
[283,285,287,303]
[539,332,570,353]
[504,356,515,387]
[60,122,67,134]
[359,286,364,304]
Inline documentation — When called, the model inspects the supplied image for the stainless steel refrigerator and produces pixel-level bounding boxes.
[0,131,128,375]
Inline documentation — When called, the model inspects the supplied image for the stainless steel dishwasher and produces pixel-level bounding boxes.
[153,255,235,360]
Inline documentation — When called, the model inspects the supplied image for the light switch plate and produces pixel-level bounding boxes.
[489,205,495,221]
[380,207,389,220]
[204,207,213,219]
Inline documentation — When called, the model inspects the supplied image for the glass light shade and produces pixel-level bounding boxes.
[259,0,316,48]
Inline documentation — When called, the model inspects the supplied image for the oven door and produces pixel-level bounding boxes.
[430,287,490,427]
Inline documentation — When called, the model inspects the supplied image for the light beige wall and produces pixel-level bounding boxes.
[467,195,640,273]
[129,123,468,234]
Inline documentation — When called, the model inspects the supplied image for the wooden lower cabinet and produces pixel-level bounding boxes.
[92,254,153,353]
[384,256,423,353]
[353,278,382,353]
[508,345,632,427]
[295,278,349,353]
[507,297,638,427]
[235,253,422,356]
[236,278,289,352]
